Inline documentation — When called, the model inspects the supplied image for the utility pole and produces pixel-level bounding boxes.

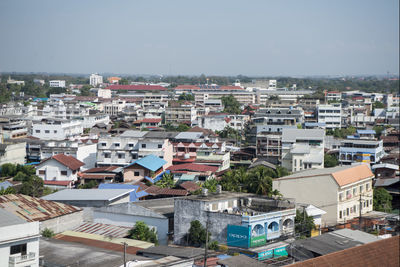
[123,242,127,267]
[359,194,362,230]
[203,217,209,267]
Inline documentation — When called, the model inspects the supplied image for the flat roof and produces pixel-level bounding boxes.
[42,189,134,201]
[0,208,26,227]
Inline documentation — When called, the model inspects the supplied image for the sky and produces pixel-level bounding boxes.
[0,0,398,76]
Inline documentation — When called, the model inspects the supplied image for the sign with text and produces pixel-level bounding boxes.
[250,234,267,247]
[227,224,250,248]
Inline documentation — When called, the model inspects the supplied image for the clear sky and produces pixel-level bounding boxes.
[0,0,398,76]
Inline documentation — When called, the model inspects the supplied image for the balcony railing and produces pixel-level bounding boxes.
[9,252,36,266]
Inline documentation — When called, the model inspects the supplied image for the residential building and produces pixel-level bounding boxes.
[78,166,122,185]
[7,76,25,86]
[42,189,135,207]
[174,191,296,247]
[89,73,103,87]
[102,99,126,115]
[273,164,374,226]
[281,128,325,172]
[94,198,175,245]
[97,88,112,98]
[133,118,162,129]
[165,101,197,125]
[0,140,26,165]
[123,154,168,183]
[31,118,83,140]
[0,194,83,233]
[107,76,121,84]
[253,107,304,126]
[326,91,342,102]
[36,154,85,183]
[49,80,66,88]
[339,137,384,165]
[0,208,39,267]
[317,103,342,129]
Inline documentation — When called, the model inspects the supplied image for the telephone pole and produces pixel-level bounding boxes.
[359,194,362,230]
[203,217,209,267]
[123,242,127,267]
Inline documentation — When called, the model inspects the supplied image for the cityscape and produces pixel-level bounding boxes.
[0,1,399,267]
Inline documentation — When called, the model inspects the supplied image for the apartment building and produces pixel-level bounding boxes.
[326,91,342,102]
[273,164,374,226]
[253,107,304,126]
[89,73,103,87]
[339,138,384,165]
[31,118,83,140]
[0,140,26,165]
[165,101,197,125]
[317,103,342,129]
[101,99,126,116]
[96,130,173,167]
[281,128,325,172]
[49,80,66,88]
[0,209,40,267]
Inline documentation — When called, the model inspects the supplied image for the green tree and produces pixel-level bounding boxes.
[372,101,385,109]
[78,180,98,189]
[128,221,158,245]
[1,163,17,177]
[0,186,16,195]
[176,124,190,132]
[41,228,55,238]
[187,220,210,247]
[119,78,129,85]
[373,126,385,139]
[80,85,93,96]
[373,188,392,212]
[178,93,194,101]
[202,179,218,192]
[208,240,219,250]
[216,126,239,139]
[221,95,241,114]
[155,173,174,188]
[248,167,274,195]
[324,154,338,168]
[295,209,316,238]
[19,175,44,197]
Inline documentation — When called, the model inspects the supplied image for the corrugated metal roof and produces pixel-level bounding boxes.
[42,189,134,201]
[0,208,27,227]
[74,222,131,238]
[0,194,81,222]
[125,155,167,171]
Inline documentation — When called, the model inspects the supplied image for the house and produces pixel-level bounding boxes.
[36,154,85,184]
[0,194,83,233]
[174,190,296,246]
[31,118,83,140]
[167,163,218,183]
[42,189,135,207]
[273,164,374,226]
[281,129,325,172]
[94,198,175,245]
[123,154,167,183]
[0,208,40,267]
[78,166,123,185]
[287,236,399,267]
[133,118,162,129]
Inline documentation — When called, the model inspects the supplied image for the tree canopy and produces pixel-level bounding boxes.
[221,95,241,114]
[373,188,392,212]
[324,154,338,168]
[128,221,158,245]
[295,209,316,238]
[187,220,210,247]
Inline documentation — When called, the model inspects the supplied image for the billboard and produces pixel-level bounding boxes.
[250,235,266,247]
[227,224,250,248]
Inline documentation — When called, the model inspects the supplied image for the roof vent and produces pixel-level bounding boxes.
[202,188,208,197]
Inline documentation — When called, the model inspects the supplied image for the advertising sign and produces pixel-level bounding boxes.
[250,235,266,247]
[227,224,250,248]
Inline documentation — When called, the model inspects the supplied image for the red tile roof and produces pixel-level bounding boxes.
[167,163,218,172]
[134,118,162,124]
[175,85,242,90]
[288,236,399,267]
[40,154,85,171]
[106,85,167,91]
[43,180,73,186]
[79,173,116,179]
[179,181,200,192]
[145,185,188,196]
[83,166,120,173]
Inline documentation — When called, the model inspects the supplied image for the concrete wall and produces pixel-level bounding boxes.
[94,211,169,245]
[174,198,242,245]
[39,210,84,234]
[0,221,40,267]
[76,143,97,170]
[36,159,78,181]
[0,142,26,165]
[124,165,147,182]
[273,175,338,226]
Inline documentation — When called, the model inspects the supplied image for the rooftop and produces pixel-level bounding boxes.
[42,189,134,201]
[125,154,167,171]
[137,245,204,259]
[39,154,85,170]
[106,84,167,91]
[0,208,26,227]
[282,129,325,143]
[0,194,81,222]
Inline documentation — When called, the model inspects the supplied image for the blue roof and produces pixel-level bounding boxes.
[135,190,149,198]
[25,162,40,166]
[304,122,326,127]
[98,183,139,202]
[33,97,48,101]
[357,130,376,134]
[125,155,167,171]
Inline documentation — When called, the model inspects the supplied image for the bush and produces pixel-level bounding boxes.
[41,228,55,238]
[128,221,158,245]
[208,240,219,251]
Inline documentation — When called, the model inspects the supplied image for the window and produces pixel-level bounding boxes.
[346,208,349,216]
[39,170,45,175]
[118,153,125,159]
[158,144,162,149]
[134,171,140,176]
[353,187,357,196]
[101,143,107,147]
[114,143,120,147]
[129,143,134,148]
[228,200,233,208]
[10,243,27,255]
[366,183,370,191]
[45,130,50,133]
[339,210,342,219]
[61,171,67,176]
[35,130,40,133]
[54,130,57,133]
[104,153,111,158]
[142,144,146,148]
[353,205,357,213]
[359,185,363,193]
[339,193,343,201]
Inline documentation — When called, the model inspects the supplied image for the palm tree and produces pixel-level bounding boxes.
[248,167,273,195]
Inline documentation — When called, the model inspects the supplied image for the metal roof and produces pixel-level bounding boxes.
[125,154,167,171]
[120,130,148,138]
[95,202,167,219]
[175,132,203,140]
[0,208,26,227]
[42,189,134,201]
[137,245,204,259]
[282,128,325,143]
[73,222,131,238]
[98,183,139,201]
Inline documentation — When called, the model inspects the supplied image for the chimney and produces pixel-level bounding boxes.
[202,188,208,197]
[216,185,222,194]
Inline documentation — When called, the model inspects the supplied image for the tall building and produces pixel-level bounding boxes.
[49,80,66,88]
[90,73,103,87]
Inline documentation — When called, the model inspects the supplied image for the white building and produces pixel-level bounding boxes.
[31,119,83,140]
[273,164,374,227]
[268,79,277,90]
[36,154,85,182]
[0,209,40,267]
[7,76,25,86]
[317,103,342,129]
[0,141,26,165]
[281,128,325,172]
[97,88,112,98]
[165,101,197,125]
[90,73,103,87]
[49,80,66,88]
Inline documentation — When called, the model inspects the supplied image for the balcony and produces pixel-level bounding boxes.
[9,252,36,267]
